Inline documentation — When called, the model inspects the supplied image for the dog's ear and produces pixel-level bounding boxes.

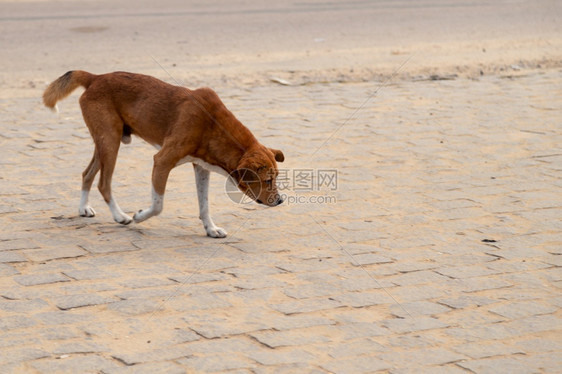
[269,148,285,163]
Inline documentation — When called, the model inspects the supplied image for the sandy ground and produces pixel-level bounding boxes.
[0,0,561,373]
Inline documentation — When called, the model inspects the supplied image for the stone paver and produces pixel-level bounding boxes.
[0,3,561,372]
[0,69,561,372]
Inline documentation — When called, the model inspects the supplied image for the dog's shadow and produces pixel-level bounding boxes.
[47,214,224,256]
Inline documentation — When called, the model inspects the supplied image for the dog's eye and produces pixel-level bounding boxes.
[265,179,273,186]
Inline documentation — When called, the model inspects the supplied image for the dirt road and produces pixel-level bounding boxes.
[1,0,561,95]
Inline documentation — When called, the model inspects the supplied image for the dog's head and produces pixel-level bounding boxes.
[230,145,285,206]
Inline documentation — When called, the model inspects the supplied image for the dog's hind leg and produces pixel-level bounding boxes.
[81,100,132,225]
[79,149,100,217]
[193,164,227,238]
[97,138,132,225]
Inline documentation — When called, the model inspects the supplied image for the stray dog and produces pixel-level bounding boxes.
[43,71,284,237]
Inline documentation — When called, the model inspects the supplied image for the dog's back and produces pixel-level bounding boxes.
[43,71,189,145]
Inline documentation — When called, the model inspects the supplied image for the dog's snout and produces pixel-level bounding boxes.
[270,195,283,206]
[261,195,284,206]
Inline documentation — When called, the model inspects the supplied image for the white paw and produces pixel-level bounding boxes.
[133,209,151,223]
[114,213,133,225]
[108,198,132,225]
[206,226,227,238]
[79,206,96,217]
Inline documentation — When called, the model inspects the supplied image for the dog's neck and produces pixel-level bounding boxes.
[194,114,260,175]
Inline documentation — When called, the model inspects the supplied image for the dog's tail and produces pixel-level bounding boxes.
[43,70,95,112]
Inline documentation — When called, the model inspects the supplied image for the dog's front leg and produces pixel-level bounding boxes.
[193,164,227,238]
[133,185,164,223]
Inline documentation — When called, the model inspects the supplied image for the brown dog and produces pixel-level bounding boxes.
[43,71,284,237]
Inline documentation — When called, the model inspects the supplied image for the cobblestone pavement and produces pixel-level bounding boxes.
[1,69,561,373]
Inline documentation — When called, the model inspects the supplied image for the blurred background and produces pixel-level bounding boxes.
[1,0,560,97]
